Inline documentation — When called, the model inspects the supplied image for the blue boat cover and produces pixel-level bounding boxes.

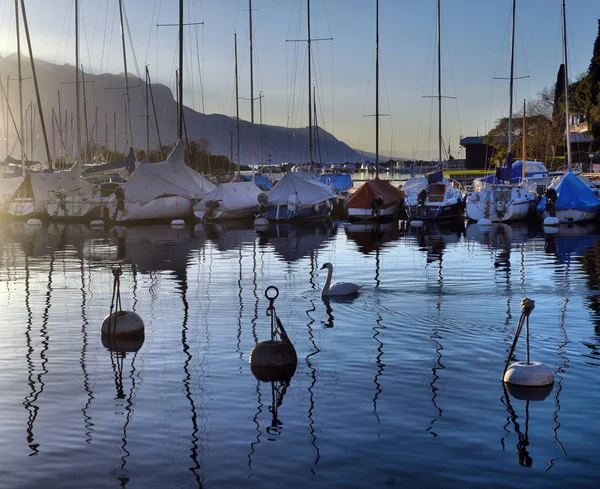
[241,174,273,191]
[482,159,546,184]
[320,174,352,192]
[427,170,444,184]
[537,171,600,212]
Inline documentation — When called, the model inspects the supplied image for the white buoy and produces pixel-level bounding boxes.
[101,311,145,338]
[171,219,185,228]
[477,218,492,226]
[26,218,42,226]
[502,298,554,389]
[543,225,559,235]
[90,220,104,227]
[503,361,554,387]
[543,216,560,227]
[410,220,423,228]
[254,216,269,227]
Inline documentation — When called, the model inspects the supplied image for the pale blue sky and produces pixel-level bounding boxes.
[1,0,599,160]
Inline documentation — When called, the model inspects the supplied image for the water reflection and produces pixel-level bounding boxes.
[344,220,402,255]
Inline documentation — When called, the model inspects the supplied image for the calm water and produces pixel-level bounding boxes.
[1,217,600,488]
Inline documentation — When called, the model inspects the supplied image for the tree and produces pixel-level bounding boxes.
[588,19,600,150]
[552,64,566,127]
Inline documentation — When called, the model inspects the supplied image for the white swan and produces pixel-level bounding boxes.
[320,262,361,297]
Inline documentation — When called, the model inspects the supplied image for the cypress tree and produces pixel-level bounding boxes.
[590,19,600,150]
[552,64,566,127]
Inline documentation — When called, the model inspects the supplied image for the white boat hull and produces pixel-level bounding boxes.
[47,198,108,220]
[107,196,193,222]
[347,203,399,221]
[466,186,535,222]
[8,198,44,218]
[539,208,598,224]
[194,206,258,221]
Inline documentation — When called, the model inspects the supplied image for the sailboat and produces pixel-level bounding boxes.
[193,18,263,221]
[536,0,600,224]
[346,0,404,222]
[264,0,337,221]
[465,0,537,223]
[403,0,464,222]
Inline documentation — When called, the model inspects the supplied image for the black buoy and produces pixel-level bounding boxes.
[101,266,145,343]
[250,286,297,382]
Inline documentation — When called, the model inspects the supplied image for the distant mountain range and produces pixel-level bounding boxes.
[0,54,362,164]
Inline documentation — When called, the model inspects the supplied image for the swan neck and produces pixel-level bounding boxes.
[322,266,333,293]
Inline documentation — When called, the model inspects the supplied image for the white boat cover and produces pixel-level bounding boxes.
[114,140,215,205]
[193,181,263,217]
[0,175,25,199]
[267,172,336,208]
[14,165,95,202]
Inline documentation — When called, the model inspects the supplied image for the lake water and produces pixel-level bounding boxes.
[1,217,599,488]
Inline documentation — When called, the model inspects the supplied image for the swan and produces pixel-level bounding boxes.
[320,262,361,297]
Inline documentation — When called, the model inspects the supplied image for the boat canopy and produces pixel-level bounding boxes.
[346,178,404,209]
[537,171,600,213]
[320,174,352,193]
[114,140,215,205]
[267,172,336,208]
[481,160,549,184]
[193,181,263,217]
[241,174,273,191]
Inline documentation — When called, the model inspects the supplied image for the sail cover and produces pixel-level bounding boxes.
[115,140,215,205]
[537,171,600,212]
[267,172,336,208]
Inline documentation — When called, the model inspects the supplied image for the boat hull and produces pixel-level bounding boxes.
[539,208,598,224]
[194,206,258,221]
[265,200,334,221]
[107,196,193,223]
[406,200,463,221]
[8,198,45,218]
[347,203,399,222]
[466,186,536,222]
[47,199,108,221]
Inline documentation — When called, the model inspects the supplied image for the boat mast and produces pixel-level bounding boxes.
[249,0,255,170]
[145,65,149,156]
[15,0,24,175]
[235,32,241,177]
[522,99,526,179]
[375,0,379,179]
[20,0,52,170]
[118,0,133,150]
[437,0,442,166]
[562,0,572,168]
[307,0,313,168]
[75,0,80,160]
[178,0,183,140]
[508,0,516,156]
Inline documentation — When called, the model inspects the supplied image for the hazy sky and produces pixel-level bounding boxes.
[1,0,599,160]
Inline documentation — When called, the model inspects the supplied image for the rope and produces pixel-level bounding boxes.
[264,286,292,345]
[108,266,123,335]
[502,297,535,378]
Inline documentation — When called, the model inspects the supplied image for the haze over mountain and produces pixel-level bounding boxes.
[0,54,361,165]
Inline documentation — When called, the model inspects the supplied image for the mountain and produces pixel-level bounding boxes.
[0,54,361,164]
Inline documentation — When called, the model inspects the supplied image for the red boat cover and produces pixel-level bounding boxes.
[346,179,405,210]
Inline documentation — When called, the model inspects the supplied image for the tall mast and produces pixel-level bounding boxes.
[522,99,526,179]
[118,0,132,149]
[375,0,379,179]
[437,0,442,165]
[15,0,24,175]
[249,0,255,168]
[145,65,150,155]
[75,0,80,160]
[82,65,89,159]
[562,0,572,168]
[508,0,516,155]
[235,32,241,176]
[178,0,183,139]
[20,0,52,170]
[307,0,313,167]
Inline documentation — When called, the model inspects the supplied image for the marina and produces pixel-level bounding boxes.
[1,217,600,487]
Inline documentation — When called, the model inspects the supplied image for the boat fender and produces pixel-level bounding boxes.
[313,203,321,213]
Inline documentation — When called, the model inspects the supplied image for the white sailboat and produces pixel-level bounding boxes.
[106,140,214,222]
[465,0,537,223]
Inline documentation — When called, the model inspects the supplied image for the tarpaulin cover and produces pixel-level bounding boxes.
[537,171,600,212]
[241,174,273,190]
[427,170,444,184]
[320,174,352,192]
[482,160,548,184]
[346,178,404,210]
[267,172,336,208]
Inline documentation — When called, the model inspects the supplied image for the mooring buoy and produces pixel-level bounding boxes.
[543,216,560,227]
[26,218,42,226]
[250,286,297,382]
[101,266,145,342]
[90,219,105,227]
[502,298,554,390]
[410,220,423,228]
[254,217,269,232]
[477,218,492,227]
[171,219,185,228]
[543,225,559,235]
